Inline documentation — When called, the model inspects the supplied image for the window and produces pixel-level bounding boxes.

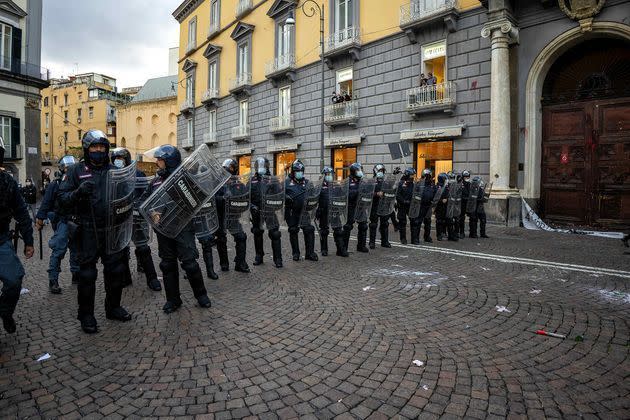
[64,94,68,106]
[276,19,293,59]
[63,131,68,143]
[415,141,453,175]
[187,118,193,141]
[238,155,251,175]
[77,108,82,120]
[89,89,99,99]
[336,67,353,97]
[44,133,49,145]
[421,40,446,84]
[208,61,218,92]
[210,0,220,31]
[88,106,94,119]
[274,151,296,176]
[279,86,290,118]
[335,0,354,32]
[0,24,12,70]
[78,92,83,100]
[45,113,49,129]
[188,17,197,49]
[332,147,357,180]
[77,130,82,141]
[43,97,49,107]
[186,73,194,101]
[237,42,249,77]
[239,100,248,127]
[63,110,68,122]
[209,109,217,133]
[53,96,57,105]
[0,117,11,154]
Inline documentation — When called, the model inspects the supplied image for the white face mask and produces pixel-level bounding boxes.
[325,175,333,183]
[114,159,125,169]
[257,167,266,176]
[376,172,384,179]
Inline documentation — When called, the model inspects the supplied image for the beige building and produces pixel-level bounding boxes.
[117,75,178,160]
[40,73,130,164]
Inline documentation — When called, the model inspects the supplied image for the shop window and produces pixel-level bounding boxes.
[332,147,357,180]
[238,155,251,175]
[274,151,296,176]
[415,140,453,175]
[420,40,446,85]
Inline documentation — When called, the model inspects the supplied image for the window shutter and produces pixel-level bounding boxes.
[10,117,20,159]
[11,26,22,74]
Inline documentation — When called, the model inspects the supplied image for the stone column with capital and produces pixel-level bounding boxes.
[481,19,519,199]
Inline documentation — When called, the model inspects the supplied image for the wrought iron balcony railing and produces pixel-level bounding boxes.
[324,27,361,55]
[179,97,194,113]
[324,100,359,126]
[269,115,294,134]
[400,0,457,27]
[405,81,456,113]
[229,73,252,92]
[265,54,296,77]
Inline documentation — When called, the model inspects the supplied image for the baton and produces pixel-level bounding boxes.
[39,227,43,260]
[12,224,19,250]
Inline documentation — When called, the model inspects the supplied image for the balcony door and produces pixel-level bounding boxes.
[335,0,354,33]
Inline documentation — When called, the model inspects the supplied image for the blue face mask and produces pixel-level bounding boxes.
[257,167,266,176]
[89,151,108,166]
[294,171,304,180]
[113,159,125,169]
[324,174,333,183]
[355,170,364,179]
[376,172,384,179]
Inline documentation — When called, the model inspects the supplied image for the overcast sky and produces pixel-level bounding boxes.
[42,0,180,88]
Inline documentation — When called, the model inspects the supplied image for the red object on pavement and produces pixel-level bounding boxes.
[536,330,566,339]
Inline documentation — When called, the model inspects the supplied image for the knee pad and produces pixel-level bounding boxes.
[159,260,178,274]
[288,225,300,235]
[268,229,282,240]
[342,224,353,235]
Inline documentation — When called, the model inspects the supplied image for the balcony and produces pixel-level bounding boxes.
[269,115,294,135]
[265,54,296,86]
[0,54,50,88]
[231,125,250,141]
[207,22,220,39]
[399,0,459,42]
[323,27,361,68]
[203,132,218,145]
[180,137,193,150]
[324,100,359,127]
[229,73,252,97]
[179,97,194,114]
[201,88,219,107]
[236,0,253,18]
[405,81,457,115]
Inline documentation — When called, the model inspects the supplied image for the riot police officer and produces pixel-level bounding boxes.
[111,147,162,291]
[215,159,250,273]
[434,173,449,241]
[285,160,318,262]
[369,164,391,249]
[459,170,471,239]
[342,163,369,254]
[21,178,37,220]
[145,145,211,313]
[412,169,436,244]
[35,155,79,294]
[316,166,334,256]
[470,176,489,239]
[0,138,34,334]
[395,168,417,245]
[58,130,132,333]
[250,157,283,268]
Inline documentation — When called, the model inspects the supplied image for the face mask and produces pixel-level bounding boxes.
[114,159,125,169]
[89,151,108,166]
[355,170,363,178]
[26,182,32,186]
[376,172,384,179]
[325,174,333,183]
[257,167,266,176]
[294,171,304,180]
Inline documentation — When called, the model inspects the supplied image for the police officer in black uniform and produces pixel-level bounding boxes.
[434,173,449,241]
[459,169,471,239]
[285,160,318,262]
[0,138,34,334]
[144,145,211,313]
[412,169,436,244]
[342,162,369,254]
[21,178,37,220]
[316,166,334,256]
[395,167,416,245]
[111,147,162,291]
[469,176,489,239]
[368,164,391,249]
[215,159,250,273]
[250,157,283,268]
[58,130,132,333]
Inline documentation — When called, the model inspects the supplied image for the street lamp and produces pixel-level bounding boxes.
[285,1,326,171]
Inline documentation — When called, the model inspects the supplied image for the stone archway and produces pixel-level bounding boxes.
[523,22,630,200]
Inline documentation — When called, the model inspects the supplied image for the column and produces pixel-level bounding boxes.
[481,19,518,197]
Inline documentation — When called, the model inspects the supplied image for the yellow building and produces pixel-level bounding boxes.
[117,76,179,160]
[40,73,130,164]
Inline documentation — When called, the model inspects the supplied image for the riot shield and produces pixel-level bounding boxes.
[409,181,426,219]
[354,178,376,223]
[261,175,285,230]
[376,173,401,217]
[466,180,481,214]
[299,178,322,228]
[132,176,153,247]
[446,181,462,219]
[224,174,251,235]
[139,144,230,238]
[106,162,136,254]
[328,178,349,229]
[431,184,445,209]
[192,197,219,239]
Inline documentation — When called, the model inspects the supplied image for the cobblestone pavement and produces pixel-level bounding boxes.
[1,224,629,419]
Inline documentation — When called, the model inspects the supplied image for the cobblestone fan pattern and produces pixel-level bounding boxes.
[1,226,629,419]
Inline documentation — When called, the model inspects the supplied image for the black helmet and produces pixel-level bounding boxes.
[373,164,385,176]
[0,135,5,166]
[403,167,416,179]
[290,159,305,180]
[111,147,132,168]
[222,158,238,175]
[321,166,333,175]
[471,175,482,187]
[456,172,463,183]
[82,129,110,166]
[462,170,471,179]
[422,168,432,178]
[447,171,456,181]
[254,156,270,176]
[58,155,77,172]
[437,173,448,185]
[349,162,363,179]
[154,144,181,176]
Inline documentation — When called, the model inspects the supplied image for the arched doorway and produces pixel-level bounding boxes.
[540,38,630,229]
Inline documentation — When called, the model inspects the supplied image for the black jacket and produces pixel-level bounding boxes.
[0,171,33,246]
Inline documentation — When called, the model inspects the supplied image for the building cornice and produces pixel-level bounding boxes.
[172,0,204,23]
[0,0,27,18]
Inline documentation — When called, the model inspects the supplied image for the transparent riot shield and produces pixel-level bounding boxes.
[299,178,322,228]
[224,174,251,235]
[431,184,445,209]
[409,181,426,219]
[376,173,401,217]
[192,197,219,239]
[261,175,285,230]
[132,176,153,247]
[106,162,137,254]
[466,180,481,214]
[139,144,230,238]
[446,181,462,219]
[329,178,349,229]
[354,178,376,223]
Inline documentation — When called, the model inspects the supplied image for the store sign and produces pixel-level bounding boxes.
[267,143,299,153]
[337,68,353,83]
[423,41,446,60]
[231,147,253,156]
[325,136,362,148]
[400,125,464,140]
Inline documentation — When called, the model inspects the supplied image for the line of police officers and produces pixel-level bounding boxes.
[0,130,488,335]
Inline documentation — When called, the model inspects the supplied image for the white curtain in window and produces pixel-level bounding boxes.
[1,24,12,70]
[279,87,290,118]
[239,101,248,127]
